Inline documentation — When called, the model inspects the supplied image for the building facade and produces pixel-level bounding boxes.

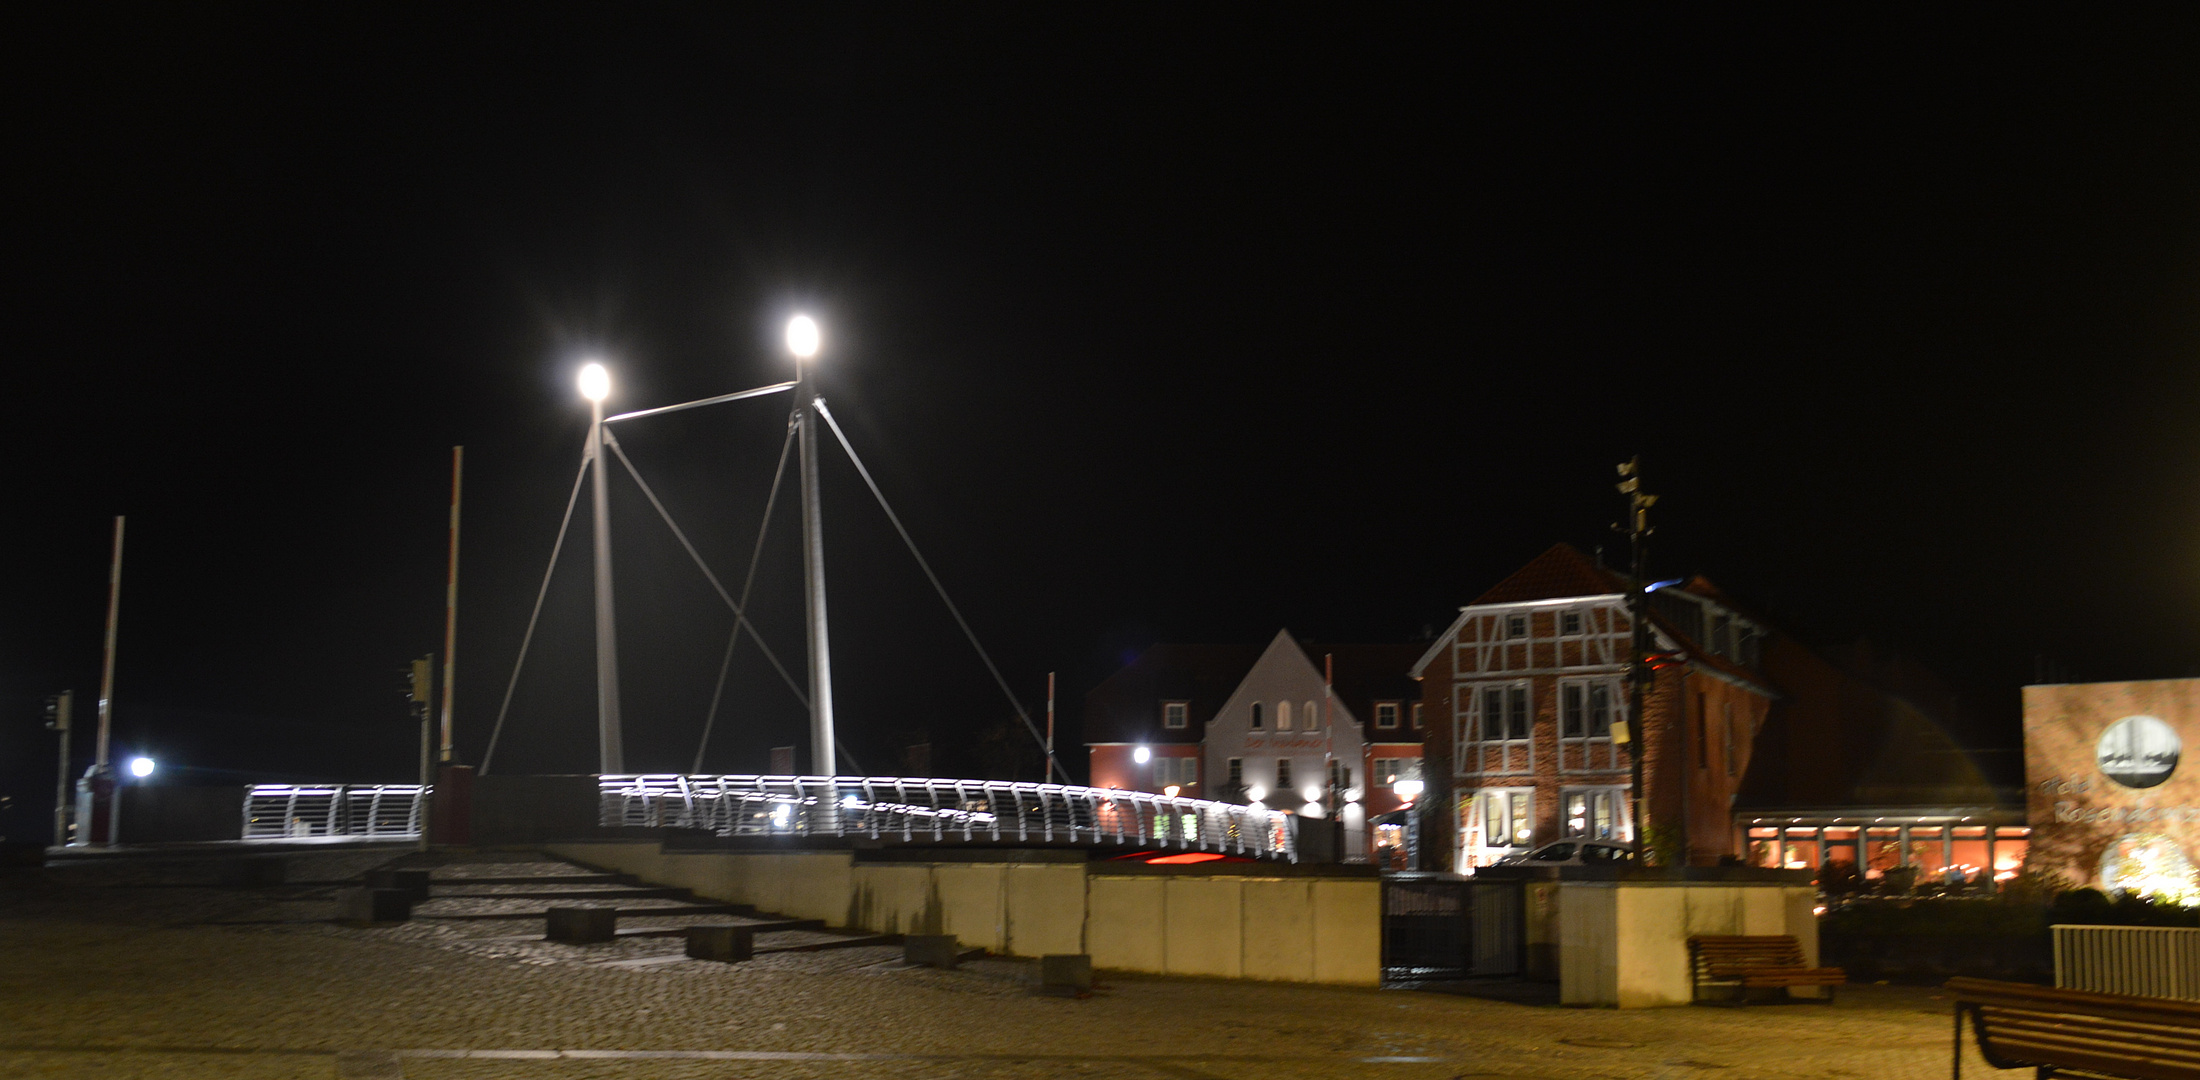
[1086,630,1424,863]
[1415,543,1776,871]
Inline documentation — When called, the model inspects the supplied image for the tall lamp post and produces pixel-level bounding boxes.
[787,315,836,777]
[580,362,624,774]
[1616,457,1656,862]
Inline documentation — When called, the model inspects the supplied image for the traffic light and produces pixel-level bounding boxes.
[43,690,72,732]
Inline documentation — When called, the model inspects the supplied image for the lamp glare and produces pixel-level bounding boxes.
[786,315,821,359]
[128,756,155,778]
[578,362,610,402]
[1133,746,1151,765]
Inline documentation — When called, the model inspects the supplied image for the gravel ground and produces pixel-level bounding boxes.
[0,849,1996,1079]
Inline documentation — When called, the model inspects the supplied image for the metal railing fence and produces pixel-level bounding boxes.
[599,774,1297,861]
[2054,924,2200,1000]
[242,784,426,840]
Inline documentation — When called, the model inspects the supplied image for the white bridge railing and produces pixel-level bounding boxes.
[599,774,1297,862]
[2054,924,2200,1001]
[242,784,425,840]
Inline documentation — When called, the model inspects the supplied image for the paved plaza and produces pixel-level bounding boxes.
[0,849,1998,1079]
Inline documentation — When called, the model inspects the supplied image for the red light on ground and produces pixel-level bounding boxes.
[1144,852,1226,865]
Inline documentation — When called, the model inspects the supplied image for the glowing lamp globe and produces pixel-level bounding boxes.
[786,315,821,359]
[128,756,155,779]
[1132,746,1151,764]
[577,362,611,403]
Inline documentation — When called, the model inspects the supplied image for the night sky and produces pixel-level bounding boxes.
[7,7,2199,829]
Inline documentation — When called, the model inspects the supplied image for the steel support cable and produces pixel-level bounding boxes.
[602,431,808,706]
[481,454,591,775]
[813,400,1073,785]
[691,424,796,772]
[601,431,865,775]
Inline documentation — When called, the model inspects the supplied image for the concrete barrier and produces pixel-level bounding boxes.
[338,888,411,924]
[1557,880,1818,1007]
[546,906,617,943]
[685,925,754,962]
[545,842,1382,986]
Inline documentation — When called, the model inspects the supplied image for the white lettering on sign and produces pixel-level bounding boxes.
[2055,801,2200,824]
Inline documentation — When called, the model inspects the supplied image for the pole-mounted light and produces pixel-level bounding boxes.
[127,756,155,779]
[786,315,821,360]
[578,362,611,402]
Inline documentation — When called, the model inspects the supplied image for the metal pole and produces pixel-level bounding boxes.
[590,399,625,773]
[1045,672,1057,785]
[51,691,72,847]
[94,516,124,772]
[1618,459,1654,863]
[796,364,836,777]
[418,663,432,852]
[94,515,124,845]
[439,446,462,763]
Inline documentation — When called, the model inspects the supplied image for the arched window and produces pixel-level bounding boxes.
[1304,700,1319,731]
[1250,702,1263,729]
[1277,701,1293,730]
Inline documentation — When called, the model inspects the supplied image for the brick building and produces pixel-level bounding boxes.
[1413,543,1776,870]
[1086,630,1425,862]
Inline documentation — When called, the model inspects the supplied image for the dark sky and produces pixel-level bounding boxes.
[6,7,2199,823]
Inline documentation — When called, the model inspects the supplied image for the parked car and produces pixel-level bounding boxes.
[1496,839,1638,867]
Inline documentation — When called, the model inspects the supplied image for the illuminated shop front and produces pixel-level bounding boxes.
[1741,811,2028,886]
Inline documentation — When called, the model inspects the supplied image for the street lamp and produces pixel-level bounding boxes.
[127,756,154,779]
[1133,746,1152,765]
[580,360,623,774]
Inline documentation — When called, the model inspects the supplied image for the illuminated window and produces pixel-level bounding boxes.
[1162,701,1188,729]
[1303,700,1318,732]
[1277,701,1293,731]
[1475,789,1533,848]
[1562,786,1627,840]
[1410,702,1423,730]
[1377,758,1422,788]
[1374,702,1400,730]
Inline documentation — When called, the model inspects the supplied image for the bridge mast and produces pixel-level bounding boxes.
[788,316,836,776]
[580,362,624,774]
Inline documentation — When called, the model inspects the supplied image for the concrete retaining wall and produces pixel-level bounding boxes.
[545,842,1380,986]
[1557,881,1818,1007]
[118,785,247,842]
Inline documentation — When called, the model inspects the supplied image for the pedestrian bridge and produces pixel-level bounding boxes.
[242,775,1299,862]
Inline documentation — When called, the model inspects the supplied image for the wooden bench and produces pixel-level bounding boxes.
[1948,976,2200,1080]
[1687,935,1845,1003]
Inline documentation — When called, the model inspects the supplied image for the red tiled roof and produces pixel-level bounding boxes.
[1470,542,1627,605]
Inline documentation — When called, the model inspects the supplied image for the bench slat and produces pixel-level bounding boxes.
[1952,977,2200,1080]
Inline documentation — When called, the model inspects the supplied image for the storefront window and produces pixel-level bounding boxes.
[1865,827,1903,874]
[1993,827,2029,881]
[1783,827,1818,869]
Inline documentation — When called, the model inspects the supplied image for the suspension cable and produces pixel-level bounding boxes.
[814,400,1071,784]
[601,431,808,707]
[692,424,795,772]
[480,454,591,775]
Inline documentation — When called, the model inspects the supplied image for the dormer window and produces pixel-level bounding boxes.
[1162,701,1188,730]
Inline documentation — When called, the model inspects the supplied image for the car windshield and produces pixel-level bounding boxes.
[1529,842,1576,861]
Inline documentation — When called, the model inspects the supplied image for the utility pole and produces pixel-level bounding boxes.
[1615,457,1657,863]
[79,516,125,845]
[45,691,72,847]
[439,446,462,764]
[409,655,433,851]
[1045,672,1058,786]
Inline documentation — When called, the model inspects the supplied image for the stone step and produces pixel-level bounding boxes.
[413,903,746,921]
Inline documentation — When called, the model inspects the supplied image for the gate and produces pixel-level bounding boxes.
[1383,874,1522,981]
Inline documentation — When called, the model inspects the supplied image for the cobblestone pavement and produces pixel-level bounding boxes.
[0,850,1997,1079]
